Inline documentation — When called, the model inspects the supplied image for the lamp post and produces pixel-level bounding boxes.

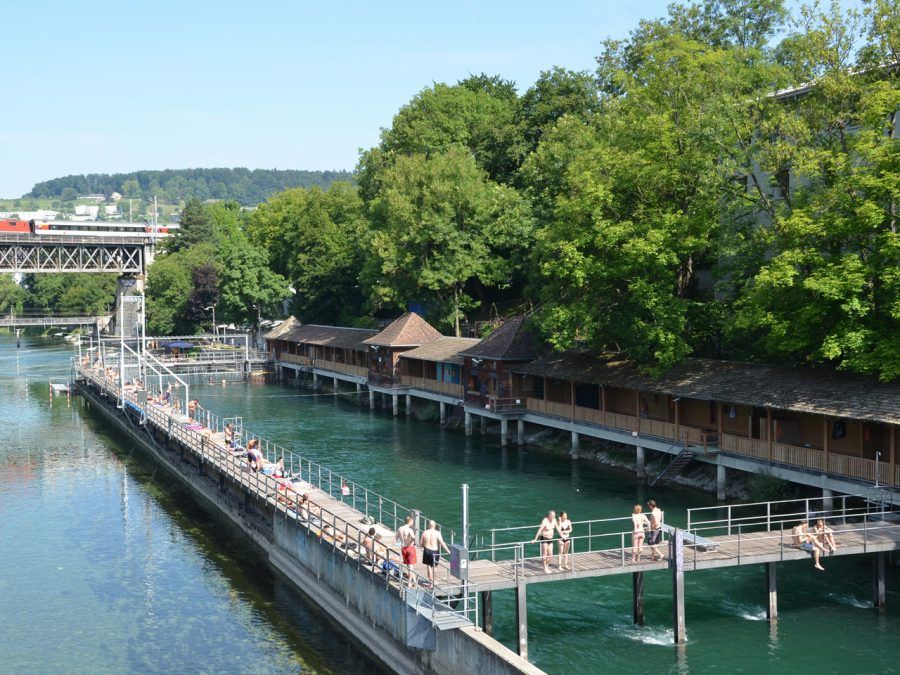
[204,304,217,341]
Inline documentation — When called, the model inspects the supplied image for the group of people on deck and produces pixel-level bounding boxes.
[792,518,838,570]
[532,510,574,573]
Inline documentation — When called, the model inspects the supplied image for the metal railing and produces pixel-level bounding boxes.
[76,363,475,628]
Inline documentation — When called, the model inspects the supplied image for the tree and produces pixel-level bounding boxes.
[518,67,599,151]
[186,263,220,331]
[145,245,216,334]
[365,147,533,334]
[60,187,78,202]
[0,274,25,314]
[167,198,215,252]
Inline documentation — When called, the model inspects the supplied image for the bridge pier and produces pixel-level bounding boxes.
[515,580,528,659]
[636,446,646,479]
[369,390,375,410]
[874,552,886,610]
[439,401,446,425]
[716,464,726,501]
[501,419,509,447]
[113,274,145,339]
[480,590,493,636]
[392,394,399,416]
[517,420,525,446]
[633,572,645,626]
[766,562,778,622]
[465,411,473,436]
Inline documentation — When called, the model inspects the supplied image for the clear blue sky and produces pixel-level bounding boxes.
[0,0,856,198]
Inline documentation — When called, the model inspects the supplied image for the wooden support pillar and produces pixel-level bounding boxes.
[501,419,509,447]
[481,416,487,435]
[716,464,726,501]
[571,381,576,421]
[571,431,580,458]
[671,530,686,644]
[766,562,777,622]
[874,552,886,611]
[516,581,528,659]
[405,394,411,416]
[717,402,723,439]
[464,411,473,436]
[636,446,646,479]
[674,397,680,442]
[635,391,641,434]
[517,419,525,446]
[633,571,645,626]
[767,408,773,460]
[480,590,494,636]
[312,371,318,389]
[890,426,896,486]
[369,390,375,410]
[439,401,446,425]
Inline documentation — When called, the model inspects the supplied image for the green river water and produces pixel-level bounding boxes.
[1,334,897,674]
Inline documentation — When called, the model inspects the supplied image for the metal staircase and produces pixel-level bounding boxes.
[442,405,466,430]
[649,446,698,487]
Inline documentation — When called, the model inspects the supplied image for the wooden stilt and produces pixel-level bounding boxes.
[633,572,645,626]
[766,562,777,621]
[874,552,886,611]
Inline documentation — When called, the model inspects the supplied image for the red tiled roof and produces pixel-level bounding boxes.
[459,315,539,361]
[362,312,443,347]
[279,324,377,350]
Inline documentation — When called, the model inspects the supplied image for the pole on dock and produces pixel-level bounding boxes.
[633,572,645,626]
[480,591,493,636]
[766,562,778,622]
[671,529,686,644]
[874,552,886,611]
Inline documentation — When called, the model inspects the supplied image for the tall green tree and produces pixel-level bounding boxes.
[0,275,25,315]
[365,147,533,334]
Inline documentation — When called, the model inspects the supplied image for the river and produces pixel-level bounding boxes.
[1,334,897,674]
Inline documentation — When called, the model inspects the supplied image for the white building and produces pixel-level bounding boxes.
[74,205,100,219]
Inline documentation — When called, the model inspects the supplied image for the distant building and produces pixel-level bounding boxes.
[81,194,105,202]
[0,209,58,221]
[74,205,100,219]
[110,192,122,202]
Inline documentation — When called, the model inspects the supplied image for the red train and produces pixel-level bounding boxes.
[0,219,37,233]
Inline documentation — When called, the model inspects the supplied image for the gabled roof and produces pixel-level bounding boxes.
[459,315,538,361]
[399,337,481,365]
[362,312,442,348]
[512,350,900,425]
[264,316,301,340]
[281,324,378,350]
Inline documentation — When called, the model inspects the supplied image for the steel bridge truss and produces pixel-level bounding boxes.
[0,242,144,273]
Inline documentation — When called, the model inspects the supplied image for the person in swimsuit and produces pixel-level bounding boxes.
[532,510,557,574]
[647,499,664,561]
[791,520,826,570]
[224,423,234,448]
[814,519,837,555]
[419,520,449,587]
[557,511,573,571]
[397,515,418,587]
[631,504,651,562]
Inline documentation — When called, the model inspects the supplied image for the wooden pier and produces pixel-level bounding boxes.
[73,362,899,667]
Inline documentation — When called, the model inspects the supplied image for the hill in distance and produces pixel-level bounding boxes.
[28,167,354,206]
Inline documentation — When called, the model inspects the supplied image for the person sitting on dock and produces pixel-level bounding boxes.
[224,423,234,448]
[647,500,664,562]
[791,520,826,570]
[246,439,261,472]
[814,519,838,555]
[532,510,557,574]
[557,511,572,571]
[187,399,199,422]
[361,527,377,566]
[420,521,450,587]
[631,504,651,563]
[397,515,418,587]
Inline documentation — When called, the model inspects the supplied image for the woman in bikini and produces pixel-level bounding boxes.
[557,511,573,571]
[532,510,557,574]
[631,504,651,562]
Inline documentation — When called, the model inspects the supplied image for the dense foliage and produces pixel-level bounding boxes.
[27,168,352,206]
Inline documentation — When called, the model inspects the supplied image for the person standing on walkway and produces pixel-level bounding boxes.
[419,521,450,587]
[532,510,557,574]
[557,511,573,571]
[397,515,418,587]
[631,504,651,563]
[647,500,664,561]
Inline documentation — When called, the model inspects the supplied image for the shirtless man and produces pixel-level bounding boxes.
[397,515,417,587]
[419,520,450,587]
[532,510,557,574]
[647,500,664,562]
[814,519,837,554]
[791,520,826,570]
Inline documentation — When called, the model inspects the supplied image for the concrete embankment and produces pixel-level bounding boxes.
[75,378,541,675]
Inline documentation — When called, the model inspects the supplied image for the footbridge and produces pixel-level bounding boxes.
[0,314,111,329]
[72,360,899,669]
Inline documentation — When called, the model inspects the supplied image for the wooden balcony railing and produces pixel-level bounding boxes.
[399,375,463,397]
[280,353,312,366]
[317,360,368,378]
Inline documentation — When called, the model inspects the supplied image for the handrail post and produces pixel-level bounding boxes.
[491,529,496,563]
[621,531,625,566]
[766,502,771,531]
[727,505,732,536]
